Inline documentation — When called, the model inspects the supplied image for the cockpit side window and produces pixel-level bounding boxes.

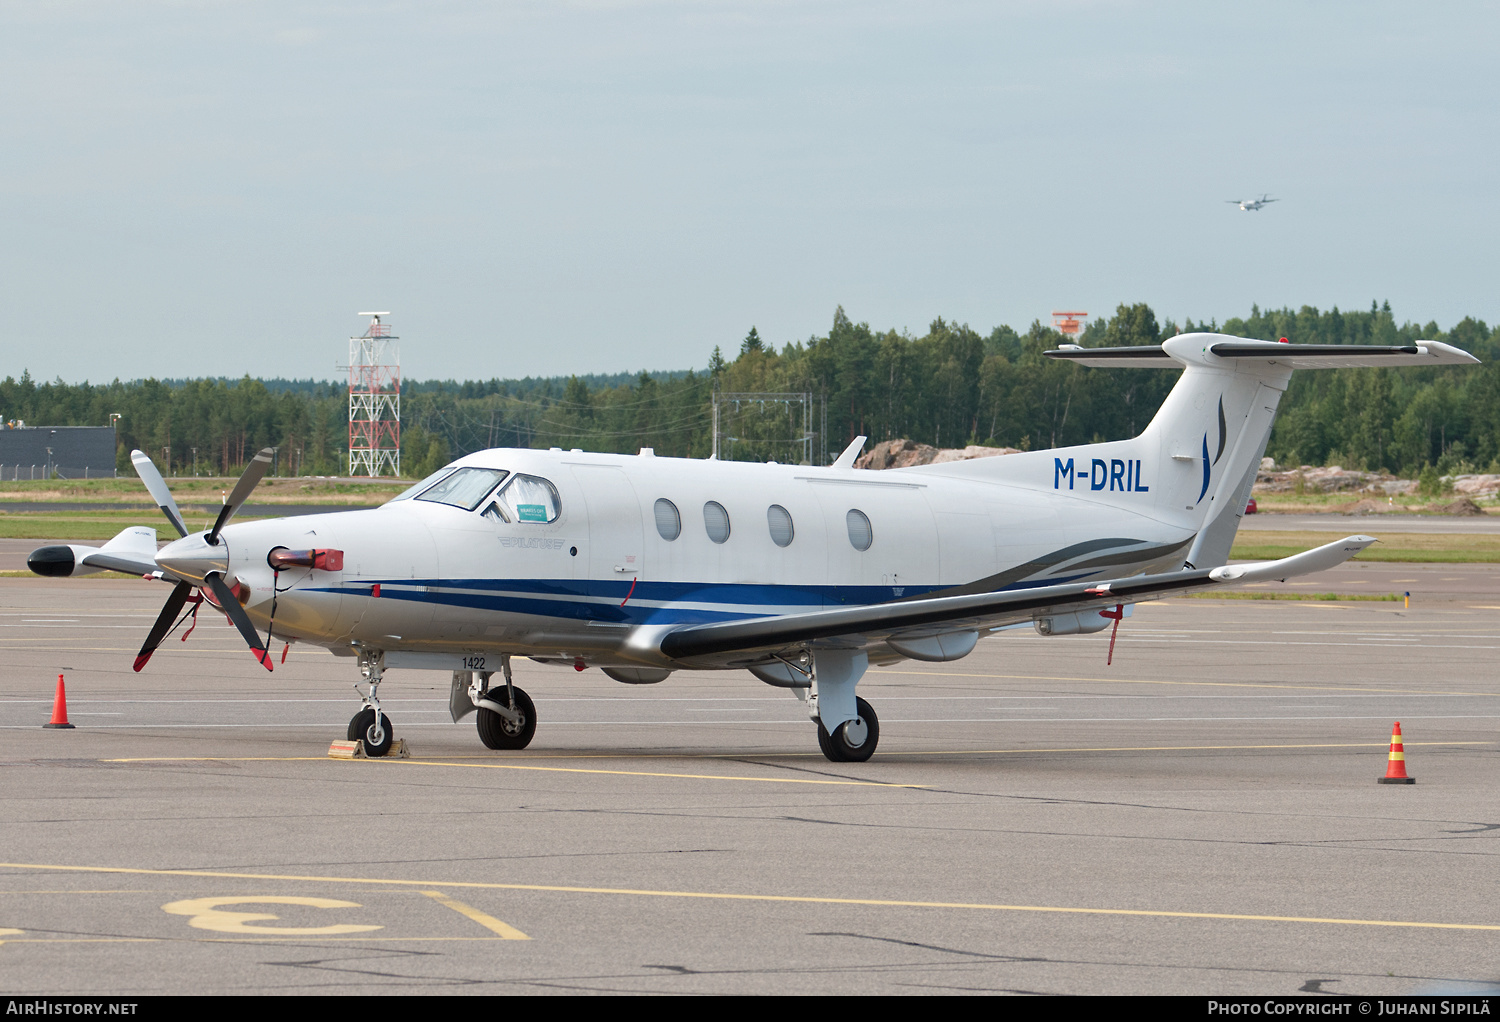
[414,467,510,511]
[494,474,562,523]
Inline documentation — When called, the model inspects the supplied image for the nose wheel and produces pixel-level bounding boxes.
[349,650,394,757]
[348,707,394,757]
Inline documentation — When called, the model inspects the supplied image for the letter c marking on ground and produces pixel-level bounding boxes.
[161,896,383,935]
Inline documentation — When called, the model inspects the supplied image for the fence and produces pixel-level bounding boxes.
[0,465,118,481]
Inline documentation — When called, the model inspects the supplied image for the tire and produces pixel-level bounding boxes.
[818,697,878,763]
[348,707,394,757]
[476,686,537,750]
[815,718,841,761]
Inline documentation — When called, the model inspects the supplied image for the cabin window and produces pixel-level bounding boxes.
[494,474,562,523]
[654,498,682,541]
[846,509,873,551]
[703,501,731,544]
[414,467,509,511]
[390,465,459,502]
[767,505,794,547]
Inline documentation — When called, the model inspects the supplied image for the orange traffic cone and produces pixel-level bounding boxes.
[43,674,75,730]
[1377,721,1414,784]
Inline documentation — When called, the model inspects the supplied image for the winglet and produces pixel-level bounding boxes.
[831,436,867,470]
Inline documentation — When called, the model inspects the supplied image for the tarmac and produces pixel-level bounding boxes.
[1,573,1498,995]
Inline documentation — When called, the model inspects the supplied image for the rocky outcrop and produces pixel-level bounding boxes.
[855,439,1020,470]
[1255,466,1418,496]
[1450,475,1500,496]
[1253,465,1500,498]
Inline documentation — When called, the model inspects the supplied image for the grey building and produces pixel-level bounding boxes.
[0,426,117,479]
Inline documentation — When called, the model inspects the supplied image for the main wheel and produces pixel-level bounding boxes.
[348,707,394,757]
[816,697,879,763]
[476,686,537,750]
[815,718,837,760]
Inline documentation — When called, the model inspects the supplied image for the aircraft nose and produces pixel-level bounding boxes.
[155,533,229,584]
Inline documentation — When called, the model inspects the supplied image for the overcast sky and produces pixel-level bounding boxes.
[2,1,1496,384]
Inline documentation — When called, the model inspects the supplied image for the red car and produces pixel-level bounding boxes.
[1245,498,1258,514]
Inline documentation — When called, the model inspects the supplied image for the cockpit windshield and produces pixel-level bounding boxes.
[413,467,510,511]
[388,466,458,502]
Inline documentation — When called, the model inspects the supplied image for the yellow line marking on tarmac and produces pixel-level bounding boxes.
[0,936,510,945]
[0,890,145,895]
[2,862,1497,933]
[871,741,1492,757]
[868,669,1500,698]
[421,891,529,939]
[99,757,927,787]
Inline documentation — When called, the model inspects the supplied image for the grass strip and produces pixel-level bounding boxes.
[1231,531,1500,563]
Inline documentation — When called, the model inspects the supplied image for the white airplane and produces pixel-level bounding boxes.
[28,334,1478,762]
[1228,194,1278,211]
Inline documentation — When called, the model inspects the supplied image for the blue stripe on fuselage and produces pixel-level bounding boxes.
[300,572,1099,627]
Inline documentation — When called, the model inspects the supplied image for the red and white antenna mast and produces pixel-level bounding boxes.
[348,311,400,478]
[1051,311,1088,337]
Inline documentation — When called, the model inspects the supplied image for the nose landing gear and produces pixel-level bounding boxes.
[348,649,395,757]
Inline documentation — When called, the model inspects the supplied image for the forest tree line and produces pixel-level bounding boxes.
[1,301,1497,480]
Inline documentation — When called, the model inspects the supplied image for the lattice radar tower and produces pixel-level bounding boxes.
[348,312,401,477]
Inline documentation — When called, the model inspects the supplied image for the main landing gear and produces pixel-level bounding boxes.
[797,648,880,763]
[472,657,536,751]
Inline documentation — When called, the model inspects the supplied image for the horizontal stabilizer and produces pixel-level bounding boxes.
[1047,338,1479,369]
[84,526,160,575]
[1209,535,1377,584]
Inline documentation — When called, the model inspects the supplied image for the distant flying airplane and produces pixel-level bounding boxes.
[1228,194,1278,211]
[26,335,1479,763]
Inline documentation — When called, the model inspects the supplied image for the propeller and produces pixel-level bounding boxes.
[208,447,274,545]
[206,572,274,671]
[133,580,194,672]
[131,450,188,538]
[130,447,279,672]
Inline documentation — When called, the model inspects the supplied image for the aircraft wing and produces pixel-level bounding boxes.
[658,534,1375,663]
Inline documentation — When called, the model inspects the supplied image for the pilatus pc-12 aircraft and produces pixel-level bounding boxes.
[1228,194,1279,211]
[29,335,1478,762]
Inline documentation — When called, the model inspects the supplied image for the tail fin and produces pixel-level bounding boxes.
[922,334,1477,569]
[1051,334,1477,567]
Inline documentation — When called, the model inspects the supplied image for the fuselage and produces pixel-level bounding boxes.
[158,446,1197,671]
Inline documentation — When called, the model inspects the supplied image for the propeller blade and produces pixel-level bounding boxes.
[133,580,193,672]
[207,447,274,545]
[130,450,188,539]
[206,572,273,672]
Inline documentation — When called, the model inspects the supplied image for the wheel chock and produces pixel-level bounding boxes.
[328,738,410,760]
